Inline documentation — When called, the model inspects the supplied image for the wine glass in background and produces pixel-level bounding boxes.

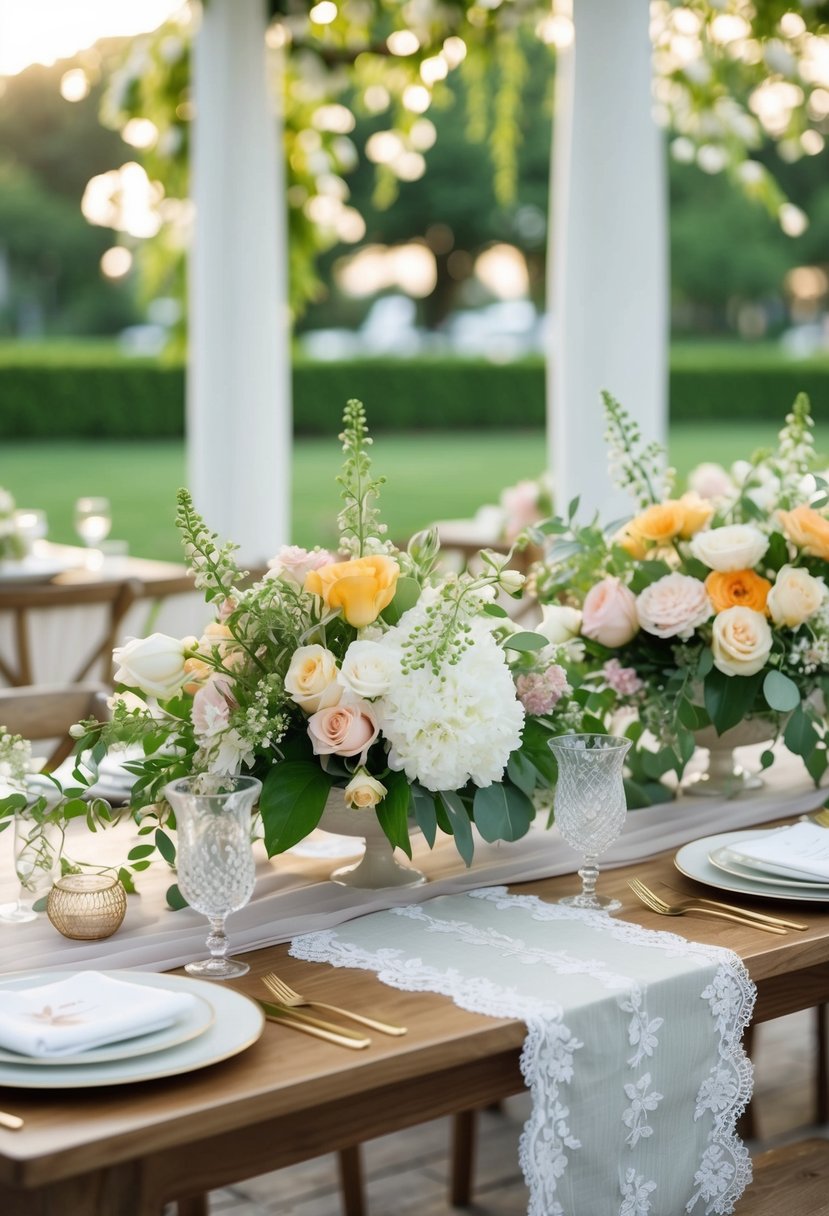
[74,497,112,548]
[164,775,261,979]
[12,508,48,556]
[548,733,631,913]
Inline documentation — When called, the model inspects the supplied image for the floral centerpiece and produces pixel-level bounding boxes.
[0,488,24,562]
[532,392,829,804]
[50,402,577,899]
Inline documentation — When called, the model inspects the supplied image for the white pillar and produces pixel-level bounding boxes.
[188,0,290,563]
[549,0,667,521]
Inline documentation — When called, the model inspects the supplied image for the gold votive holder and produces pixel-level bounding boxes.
[47,874,127,941]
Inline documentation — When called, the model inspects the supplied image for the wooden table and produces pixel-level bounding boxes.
[1,846,828,1215]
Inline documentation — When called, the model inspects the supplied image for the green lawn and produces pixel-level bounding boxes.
[0,421,814,562]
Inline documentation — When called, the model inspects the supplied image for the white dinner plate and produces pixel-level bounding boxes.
[708,845,829,891]
[0,556,69,584]
[675,830,829,904]
[0,971,264,1088]
[0,982,214,1066]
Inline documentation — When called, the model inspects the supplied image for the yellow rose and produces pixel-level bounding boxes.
[305,555,400,628]
[677,491,714,539]
[767,564,826,627]
[343,770,388,809]
[705,569,771,615]
[614,523,648,560]
[629,501,686,545]
[778,505,829,561]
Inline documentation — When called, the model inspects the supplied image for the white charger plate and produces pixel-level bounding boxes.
[0,971,263,1088]
[709,845,829,891]
[675,830,829,904]
[0,982,214,1066]
[0,556,69,584]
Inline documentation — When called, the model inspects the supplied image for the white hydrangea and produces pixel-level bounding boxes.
[375,613,525,793]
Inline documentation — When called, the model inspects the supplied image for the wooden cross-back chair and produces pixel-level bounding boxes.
[0,683,110,772]
[0,578,142,688]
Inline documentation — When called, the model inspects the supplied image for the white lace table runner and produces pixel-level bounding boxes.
[291,888,756,1216]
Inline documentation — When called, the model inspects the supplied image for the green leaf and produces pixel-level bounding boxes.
[381,576,421,625]
[759,749,775,770]
[438,791,474,866]
[805,747,828,786]
[502,631,548,652]
[703,667,764,735]
[165,883,188,910]
[484,603,509,618]
[155,828,177,865]
[763,670,801,713]
[117,867,137,895]
[677,699,708,731]
[519,718,558,785]
[784,706,819,759]
[411,783,437,847]
[507,751,537,797]
[696,648,714,678]
[127,844,155,861]
[473,783,534,843]
[375,771,412,858]
[260,761,332,855]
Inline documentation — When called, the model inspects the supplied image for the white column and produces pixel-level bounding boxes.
[548,0,667,521]
[188,0,290,563]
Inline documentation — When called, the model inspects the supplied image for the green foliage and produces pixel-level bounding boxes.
[260,760,332,854]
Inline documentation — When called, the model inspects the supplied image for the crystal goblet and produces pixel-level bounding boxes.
[0,810,62,924]
[548,733,631,913]
[164,775,260,979]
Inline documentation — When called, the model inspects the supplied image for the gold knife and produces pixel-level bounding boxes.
[0,1112,23,1131]
[257,1001,371,1049]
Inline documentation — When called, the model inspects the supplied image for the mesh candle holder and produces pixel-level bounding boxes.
[47,874,127,940]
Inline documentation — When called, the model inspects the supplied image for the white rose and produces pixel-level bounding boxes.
[712,607,773,677]
[338,640,398,700]
[284,645,342,713]
[113,633,196,700]
[767,565,826,628]
[537,603,582,644]
[689,524,769,573]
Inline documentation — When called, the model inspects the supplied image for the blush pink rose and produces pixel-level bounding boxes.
[192,676,237,739]
[636,572,712,640]
[581,577,639,648]
[307,700,379,764]
[267,545,336,586]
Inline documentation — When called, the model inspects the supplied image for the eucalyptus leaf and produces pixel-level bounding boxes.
[784,706,819,759]
[502,631,548,653]
[473,783,534,843]
[507,751,537,797]
[438,791,474,866]
[762,669,801,713]
[703,668,764,735]
[375,771,412,858]
[411,783,437,847]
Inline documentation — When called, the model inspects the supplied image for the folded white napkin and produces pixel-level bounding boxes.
[727,822,829,883]
[0,971,198,1058]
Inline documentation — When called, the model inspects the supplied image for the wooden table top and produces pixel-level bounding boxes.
[1,841,828,1212]
[0,544,195,604]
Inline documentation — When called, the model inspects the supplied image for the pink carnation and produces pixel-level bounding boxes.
[516,665,571,716]
[603,658,644,697]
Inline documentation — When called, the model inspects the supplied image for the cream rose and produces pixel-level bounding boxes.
[636,573,712,640]
[113,633,197,700]
[307,701,379,763]
[767,564,826,628]
[581,577,639,648]
[284,645,341,713]
[689,524,769,573]
[712,606,773,676]
[343,770,387,809]
[338,640,397,700]
[537,604,583,645]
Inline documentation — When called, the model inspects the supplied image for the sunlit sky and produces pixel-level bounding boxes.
[0,0,183,77]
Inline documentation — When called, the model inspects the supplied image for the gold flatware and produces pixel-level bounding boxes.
[0,1111,23,1131]
[810,808,829,828]
[263,973,407,1037]
[627,879,788,934]
[257,1001,370,1050]
[257,995,370,1041]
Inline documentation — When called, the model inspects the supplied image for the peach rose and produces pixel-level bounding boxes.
[307,701,379,763]
[767,564,826,628]
[712,606,773,677]
[778,505,829,561]
[614,522,648,560]
[677,491,714,538]
[636,573,712,640]
[284,645,341,713]
[343,770,387,809]
[305,555,400,628]
[581,577,640,648]
[705,569,771,615]
[629,501,686,545]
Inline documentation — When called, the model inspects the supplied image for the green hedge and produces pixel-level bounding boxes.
[2,352,829,439]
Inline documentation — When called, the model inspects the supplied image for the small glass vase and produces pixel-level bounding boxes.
[165,775,261,979]
[0,811,62,924]
[548,733,631,913]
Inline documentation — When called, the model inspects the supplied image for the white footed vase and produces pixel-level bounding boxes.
[317,791,426,890]
[684,718,779,799]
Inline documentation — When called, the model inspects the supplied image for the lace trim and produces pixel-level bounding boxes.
[290,888,755,1216]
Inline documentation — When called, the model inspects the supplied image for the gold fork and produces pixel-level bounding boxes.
[263,973,407,1036]
[627,879,792,934]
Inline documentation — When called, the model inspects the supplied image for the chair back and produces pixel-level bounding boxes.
[0,683,111,771]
